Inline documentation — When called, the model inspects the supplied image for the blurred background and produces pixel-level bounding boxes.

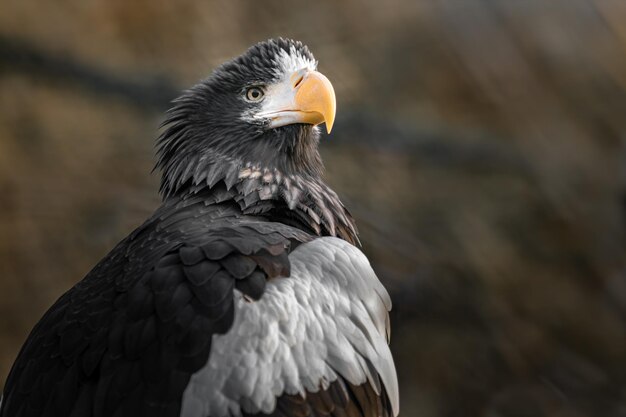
[1,0,625,416]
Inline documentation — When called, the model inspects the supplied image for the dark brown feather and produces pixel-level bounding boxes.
[243,378,393,417]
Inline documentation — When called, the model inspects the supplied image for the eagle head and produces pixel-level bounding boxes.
[156,38,336,198]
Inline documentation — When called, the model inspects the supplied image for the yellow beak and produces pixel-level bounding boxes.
[293,71,336,133]
[258,69,337,134]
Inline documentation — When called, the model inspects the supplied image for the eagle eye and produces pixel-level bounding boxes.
[245,87,265,102]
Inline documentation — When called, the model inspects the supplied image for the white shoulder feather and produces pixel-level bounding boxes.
[181,237,399,417]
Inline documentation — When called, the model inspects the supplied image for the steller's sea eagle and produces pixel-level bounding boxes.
[0,38,399,417]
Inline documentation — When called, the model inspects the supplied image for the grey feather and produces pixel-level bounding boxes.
[181,237,399,417]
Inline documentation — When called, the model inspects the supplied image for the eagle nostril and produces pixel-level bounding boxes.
[293,74,304,89]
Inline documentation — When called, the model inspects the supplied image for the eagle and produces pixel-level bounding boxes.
[0,38,399,417]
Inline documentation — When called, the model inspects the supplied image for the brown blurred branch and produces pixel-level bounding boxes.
[0,34,177,110]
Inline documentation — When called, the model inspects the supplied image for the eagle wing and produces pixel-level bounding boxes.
[1,203,397,417]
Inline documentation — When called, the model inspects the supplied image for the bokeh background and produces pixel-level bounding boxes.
[1,1,625,416]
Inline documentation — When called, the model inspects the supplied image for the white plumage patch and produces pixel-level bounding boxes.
[273,45,317,78]
[180,237,399,417]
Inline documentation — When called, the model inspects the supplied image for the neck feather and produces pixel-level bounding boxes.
[160,155,359,245]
